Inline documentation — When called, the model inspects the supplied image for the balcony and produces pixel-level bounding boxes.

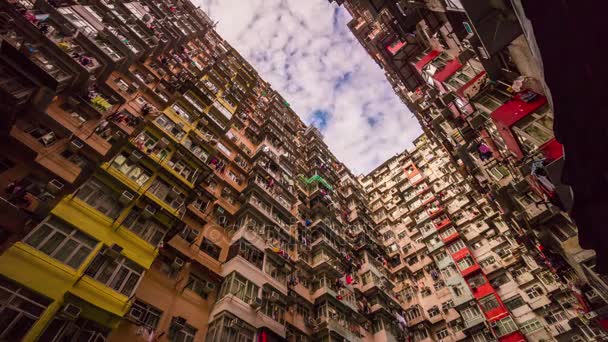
[314,318,362,342]
[548,321,572,337]
[209,295,286,338]
[464,314,486,329]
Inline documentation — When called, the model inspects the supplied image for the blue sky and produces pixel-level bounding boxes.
[196,0,421,174]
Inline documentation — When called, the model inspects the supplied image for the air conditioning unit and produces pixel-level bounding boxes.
[102,243,123,259]
[119,191,134,205]
[69,139,84,152]
[129,150,143,162]
[204,281,216,292]
[61,303,81,320]
[171,257,185,270]
[47,179,64,194]
[143,204,157,218]
[251,297,263,309]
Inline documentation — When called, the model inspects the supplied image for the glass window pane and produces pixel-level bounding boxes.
[54,239,77,263]
[67,247,91,268]
[39,232,66,256]
[25,225,51,248]
[110,268,129,292]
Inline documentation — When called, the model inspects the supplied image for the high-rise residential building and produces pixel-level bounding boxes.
[331,0,608,341]
[0,1,603,342]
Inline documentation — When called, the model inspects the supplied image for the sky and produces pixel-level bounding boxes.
[195,0,421,174]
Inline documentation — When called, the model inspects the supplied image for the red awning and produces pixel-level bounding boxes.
[415,50,440,71]
[433,58,463,82]
[491,91,547,128]
[386,40,407,55]
[540,138,564,161]
[490,91,547,160]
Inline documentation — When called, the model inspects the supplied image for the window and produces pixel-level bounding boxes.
[218,272,259,305]
[24,217,97,268]
[494,316,518,337]
[121,208,168,246]
[471,332,491,342]
[58,7,97,36]
[490,274,510,288]
[539,271,556,286]
[452,284,464,297]
[552,223,577,242]
[436,328,449,340]
[129,300,163,329]
[148,179,185,209]
[460,306,481,322]
[199,238,221,260]
[186,274,213,299]
[520,319,543,334]
[227,239,263,269]
[413,328,428,342]
[262,289,285,324]
[513,107,554,150]
[504,295,526,311]
[169,318,197,342]
[479,256,496,268]
[479,295,500,313]
[428,306,440,317]
[489,165,510,181]
[76,179,124,219]
[0,276,51,341]
[456,256,475,271]
[446,240,466,254]
[525,285,544,300]
[467,274,487,288]
[111,152,153,186]
[172,104,193,123]
[39,316,109,341]
[85,248,144,296]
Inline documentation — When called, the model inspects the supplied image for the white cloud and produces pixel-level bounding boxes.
[195,0,422,174]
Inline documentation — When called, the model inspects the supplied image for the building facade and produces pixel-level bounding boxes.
[0,0,604,342]
[331,0,608,341]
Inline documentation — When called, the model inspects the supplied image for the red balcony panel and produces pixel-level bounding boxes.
[470,283,494,300]
[433,58,464,83]
[386,40,407,55]
[434,217,452,230]
[460,263,481,277]
[540,137,564,161]
[428,206,444,218]
[490,91,547,160]
[457,71,488,99]
[485,306,509,321]
[498,331,526,342]
[451,248,470,261]
[442,232,459,244]
[415,50,441,72]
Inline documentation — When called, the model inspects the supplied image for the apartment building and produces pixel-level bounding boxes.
[332,0,608,341]
[0,0,604,342]
[0,1,405,341]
